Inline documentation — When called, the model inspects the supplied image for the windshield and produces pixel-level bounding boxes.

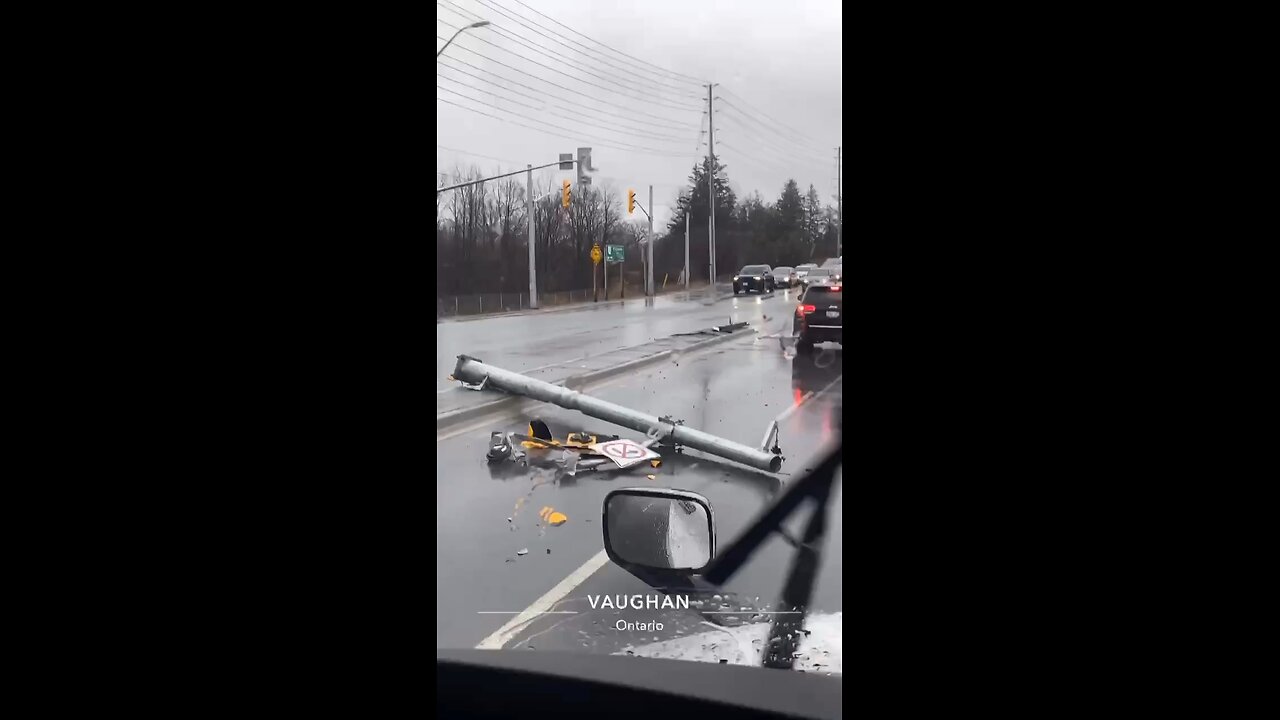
[437,0,842,689]
[807,268,831,277]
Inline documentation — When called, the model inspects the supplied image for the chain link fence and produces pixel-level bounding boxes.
[437,290,596,318]
[437,278,714,318]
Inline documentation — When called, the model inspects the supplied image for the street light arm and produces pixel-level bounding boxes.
[436,20,490,59]
[633,200,652,222]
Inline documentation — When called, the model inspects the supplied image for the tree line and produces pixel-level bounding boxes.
[436,157,840,297]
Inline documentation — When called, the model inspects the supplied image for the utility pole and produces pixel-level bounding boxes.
[646,185,654,298]
[837,146,842,259]
[527,164,537,309]
[684,213,690,290]
[707,83,718,288]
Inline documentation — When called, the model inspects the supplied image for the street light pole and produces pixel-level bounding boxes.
[436,20,490,59]
[647,185,654,298]
[527,164,537,309]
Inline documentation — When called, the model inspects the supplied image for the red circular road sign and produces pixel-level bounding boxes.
[601,441,645,460]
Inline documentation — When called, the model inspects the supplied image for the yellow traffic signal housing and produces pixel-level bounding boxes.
[562,180,571,208]
[627,189,635,215]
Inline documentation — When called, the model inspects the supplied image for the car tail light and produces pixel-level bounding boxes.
[797,303,816,316]
[830,285,841,291]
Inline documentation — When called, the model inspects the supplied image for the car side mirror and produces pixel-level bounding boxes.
[603,488,715,573]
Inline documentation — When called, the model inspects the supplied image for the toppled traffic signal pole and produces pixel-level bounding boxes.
[452,355,784,473]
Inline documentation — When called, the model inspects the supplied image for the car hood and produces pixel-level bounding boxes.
[618,612,841,674]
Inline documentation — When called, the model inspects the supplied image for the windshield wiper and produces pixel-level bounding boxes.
[703,442,841,670]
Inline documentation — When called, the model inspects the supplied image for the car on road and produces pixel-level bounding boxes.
[793,283,842,352]
[794,263,818,282]
[799,267,835,288]
[773,266,796,288]
[733,265,776,294]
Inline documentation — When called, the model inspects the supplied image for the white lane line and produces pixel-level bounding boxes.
[701,611,802,614]
[773,391,814,423]
[476,611,579,614]
[475,549,610,650]
[769,372,841,427]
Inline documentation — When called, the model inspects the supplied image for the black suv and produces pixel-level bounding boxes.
[793,283,843,351]
[733,265,776,294]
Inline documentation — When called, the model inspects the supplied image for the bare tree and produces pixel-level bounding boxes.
[492,176,525,291]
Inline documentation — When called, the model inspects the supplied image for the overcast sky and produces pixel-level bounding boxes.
[437,0,842,229]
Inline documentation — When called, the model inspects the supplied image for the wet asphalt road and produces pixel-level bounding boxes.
[436,295,842,658]
[435,286,795,391]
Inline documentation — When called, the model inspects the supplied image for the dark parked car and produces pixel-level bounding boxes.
[733,265,776,294]
[792,283,842,352]
[773,266,796,288]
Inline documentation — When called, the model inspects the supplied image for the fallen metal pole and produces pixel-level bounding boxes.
[452,355,784,473]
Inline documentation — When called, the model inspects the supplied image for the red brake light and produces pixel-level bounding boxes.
[797,304,816,315]
[830,285,841,291]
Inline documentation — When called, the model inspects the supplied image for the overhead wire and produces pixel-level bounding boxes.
[434,36,701,128]
[504,0,709,85]
[437,17,702,113]
[437,55,697,133]
[714,115,835,168]
[439,0,704,101]
[436,59,695,140]
[715,99,834,161]
[716,88,833,153]
[436,75,692,144]
[437,84,689,151]
[436,92,695,158]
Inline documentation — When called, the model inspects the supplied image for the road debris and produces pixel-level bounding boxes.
[539,506,568,526]
[453,355,783,472]
[517,548,528,556]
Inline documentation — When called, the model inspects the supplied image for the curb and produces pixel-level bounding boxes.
[435,327,755,431]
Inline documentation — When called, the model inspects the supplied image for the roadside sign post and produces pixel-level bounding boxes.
[606,244,625,299]
[591,243,602,302]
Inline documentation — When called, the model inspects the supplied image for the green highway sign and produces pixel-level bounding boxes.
[605,244,625,264]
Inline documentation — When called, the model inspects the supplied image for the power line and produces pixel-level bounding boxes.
[717,142,823,192]
[439,0,703,101]
[715,106,834,164]
[437,11,702,108]
[436,92,695,158]
[716,88,833,153]
[438,55,697,133]
[436,63,696,142]
[436,144,525,168]
[714,115,834,167]
[436,77,691,145]
[715,97,833,158]
[437,18,702,113]
[434,36,701,129]
[506,0,708,85]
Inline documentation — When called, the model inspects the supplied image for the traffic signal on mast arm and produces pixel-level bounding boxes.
[628,189,635,215]
[562,180,571,208]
